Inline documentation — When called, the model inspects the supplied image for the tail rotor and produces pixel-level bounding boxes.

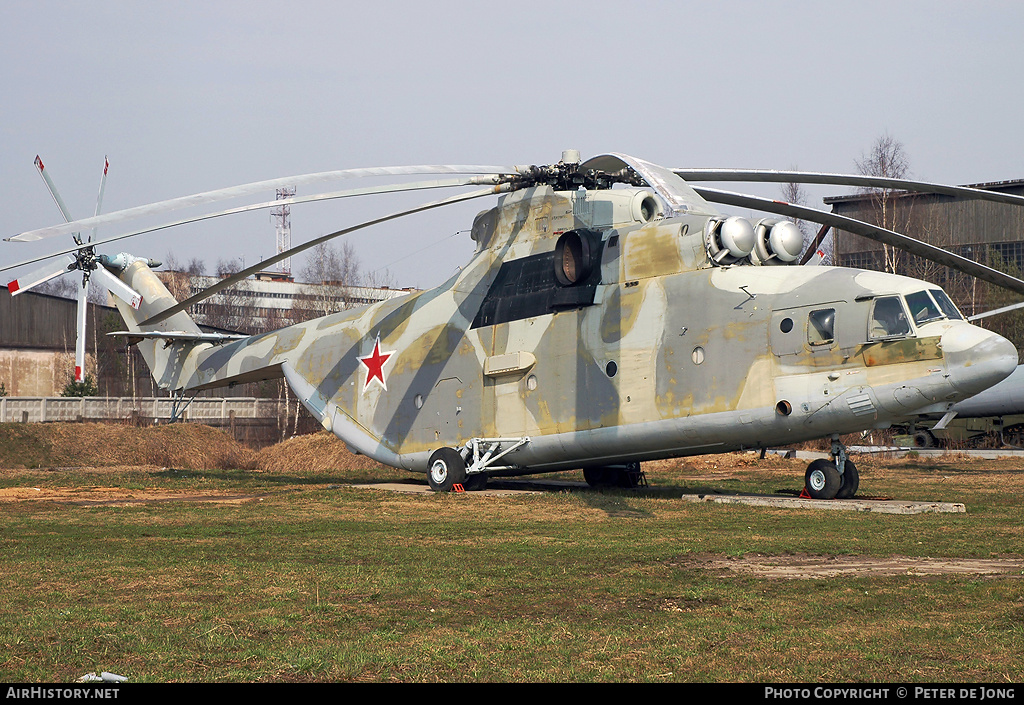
[8,156,143,383]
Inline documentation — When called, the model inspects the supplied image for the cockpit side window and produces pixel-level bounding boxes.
[808,308,835,346]
[869,296,911,339]
[930,289,963,320]
[906,291,943,326]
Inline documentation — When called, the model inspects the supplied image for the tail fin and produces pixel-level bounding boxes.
[106,255,204,390]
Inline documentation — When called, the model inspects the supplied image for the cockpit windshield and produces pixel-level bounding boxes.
[869,290,963,340]
[929,289,963,320]
[905,291,943,326]
[906,289,964,325]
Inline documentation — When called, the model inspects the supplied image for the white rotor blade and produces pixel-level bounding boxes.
[75,277,88,383]
[693,186,1024,297]
[90,156,109,243]
[804,250,825,266]
[34,156,75,222]
[968,301,1024,321]
[34,155,83,244]
[92,264,142,309]
[9,164,515,243]
[0,177,497,275]
[674,169,1024,208]
[7,256,75,295]
[140,183,508,327]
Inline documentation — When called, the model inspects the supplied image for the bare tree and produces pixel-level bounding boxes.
[293,241,363,321]
[160,251,207,318]
[34,275,77,299]
[779,177,829,263]
[855,134,916,273]
[200,257,250,332]
[363,266,397,291]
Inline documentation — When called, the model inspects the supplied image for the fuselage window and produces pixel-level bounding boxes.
[929,289,963,320]
[808,308,835,346]
[869,296,911,339]
[906,290,943,326]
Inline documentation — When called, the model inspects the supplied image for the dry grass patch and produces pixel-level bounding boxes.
[254,431,386,473]
[0,422,256,470]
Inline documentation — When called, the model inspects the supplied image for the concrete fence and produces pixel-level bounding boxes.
[0,397,287,424]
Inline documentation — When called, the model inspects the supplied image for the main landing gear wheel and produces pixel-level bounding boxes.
[428,447,467,492]
[463,472,487,492]
[584,467,609,487]
[804,459,841,500]
[584,462,643,489]
[835,459,859,499]
[913,430,937,448]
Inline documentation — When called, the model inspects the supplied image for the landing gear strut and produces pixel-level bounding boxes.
[804,435,859,500]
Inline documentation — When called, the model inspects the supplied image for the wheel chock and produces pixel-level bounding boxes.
[799,487,813,499]
[452,483,465,493]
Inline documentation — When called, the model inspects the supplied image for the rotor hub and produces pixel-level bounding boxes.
[503,160,644,192]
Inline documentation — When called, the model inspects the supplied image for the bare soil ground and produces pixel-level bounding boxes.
[0,481,265,506]
[676,554,1024,579]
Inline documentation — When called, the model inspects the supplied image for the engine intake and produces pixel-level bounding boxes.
[705,216,755,265]
[752,219,803,265]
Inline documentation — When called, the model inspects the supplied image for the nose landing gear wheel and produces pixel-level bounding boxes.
[428,447,467,492]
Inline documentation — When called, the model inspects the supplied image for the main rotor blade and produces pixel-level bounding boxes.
[967,301,1024,322]
[75,276,88,383]
[92,264,142,310]
[693,186,1024,297]
[9,164,515,243]
[0,177,498,275]
[7,256,75,295]
[675,169,1024,208]
[139,183,508,328]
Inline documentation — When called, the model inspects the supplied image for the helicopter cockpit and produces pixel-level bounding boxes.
[868,289,963,341]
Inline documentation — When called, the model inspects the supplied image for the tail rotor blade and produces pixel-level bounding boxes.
[75,277,89,383]
[90,156,109,243]
[7,256,75,295]
[34,156,75,222]
[92,264,142,310]
[34,156,82,244]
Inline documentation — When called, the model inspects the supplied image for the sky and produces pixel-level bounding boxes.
[3,0,1024,291]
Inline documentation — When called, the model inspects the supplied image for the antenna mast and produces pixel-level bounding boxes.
[271,187,296,275]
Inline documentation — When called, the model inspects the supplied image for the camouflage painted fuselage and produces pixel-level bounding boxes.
[115,183,1017,475]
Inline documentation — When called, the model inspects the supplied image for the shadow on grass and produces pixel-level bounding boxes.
[150,467,416,487]
[484,476,798,518]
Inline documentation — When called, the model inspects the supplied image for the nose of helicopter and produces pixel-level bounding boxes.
[942,324,1018,397]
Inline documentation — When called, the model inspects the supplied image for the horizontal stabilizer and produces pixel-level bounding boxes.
[107,330,248,346]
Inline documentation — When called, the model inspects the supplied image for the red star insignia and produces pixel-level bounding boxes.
[357,336,395,391]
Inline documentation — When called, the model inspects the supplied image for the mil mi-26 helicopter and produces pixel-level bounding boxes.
[5,151,1024,499]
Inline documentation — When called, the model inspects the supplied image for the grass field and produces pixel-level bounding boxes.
[0,424,1022,682]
